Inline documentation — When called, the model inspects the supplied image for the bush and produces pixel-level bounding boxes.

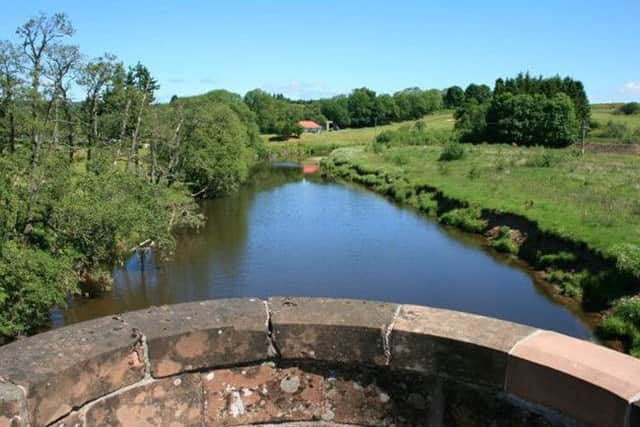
[525,149,561,168]
[604,120,629,138]
[619,102,640,115]
[546,270,585,299]
[610,243,640,278]
[439,141,465,161]
[538,251,577,268]
[597,316,629,338]
[375,122,452,147]
[0,241,75,337]
[439,207,487,232]
[597,297,640,355]
[490,226,517,254]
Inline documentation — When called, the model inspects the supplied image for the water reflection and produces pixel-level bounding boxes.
[53,162,594,339]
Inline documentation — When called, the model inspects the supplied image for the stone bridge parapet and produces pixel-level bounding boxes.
[0,297,639,426]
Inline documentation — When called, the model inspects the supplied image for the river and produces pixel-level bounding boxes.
[51,162,594,339]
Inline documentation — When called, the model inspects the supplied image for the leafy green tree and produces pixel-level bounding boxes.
[348,87,377,127]
[444,86,465,108]
[319,96,350,128]
[375,94,399,124]
[619,102,640,115]
[454,99,489,142]
[464,83,492,104]
[0,41,23,153]
[180,103,251,196]
[485,93,578,147]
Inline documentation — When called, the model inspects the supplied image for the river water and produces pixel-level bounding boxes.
[52,162,594,339]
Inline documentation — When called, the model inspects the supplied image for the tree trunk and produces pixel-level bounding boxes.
[113,97,131,170]
[127,92,146,176]
[87,96,98,163]
[166,118,184,186]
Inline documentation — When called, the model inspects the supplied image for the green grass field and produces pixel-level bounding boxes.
[590,103,640,143]
[265,110,455,157]
[326,144,639,257]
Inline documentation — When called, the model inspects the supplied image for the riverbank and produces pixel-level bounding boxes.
[321,144,640,355]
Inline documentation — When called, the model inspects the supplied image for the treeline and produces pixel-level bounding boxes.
[0,13,262,339]
[455,73,590,147]
[244,86,444,137]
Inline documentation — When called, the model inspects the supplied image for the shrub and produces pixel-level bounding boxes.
[597,316,629,338]
[375,122,452,147]
[604,120,629,138]
[597,297,640,355]
[538,251,578,268]
[546,270,585,299]
[525,149,560,168]
[622,128,640,145]
[610,243,640,278]
[490,226,517,254]
[619,102,640,115]
[439,207,487,232]
[439,141,465,161]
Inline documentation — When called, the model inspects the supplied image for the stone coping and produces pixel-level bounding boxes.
[0,297,636,426]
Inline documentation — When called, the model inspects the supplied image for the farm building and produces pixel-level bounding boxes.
[298,120,323,133]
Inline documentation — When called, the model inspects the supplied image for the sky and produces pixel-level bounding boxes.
[1,1,639,103]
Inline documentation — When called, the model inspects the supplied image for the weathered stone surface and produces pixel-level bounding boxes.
[323,376,395,425]
[0,317,145,427]
[0,383,25,427]
[123,299,271,377]
[269,297,398,366]
[53,409,83,427]
[390,305,535,387]
[85,374,202,426]
[507,331,640,426]
[203,363,324,426]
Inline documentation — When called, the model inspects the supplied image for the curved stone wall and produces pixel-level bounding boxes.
[0,297,639,427]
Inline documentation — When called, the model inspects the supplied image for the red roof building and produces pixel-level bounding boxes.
[298,120,323,133]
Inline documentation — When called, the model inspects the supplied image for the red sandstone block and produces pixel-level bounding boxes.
[323,376,394,425]
[0,383,25,427]
[269,297,399,366]
[53,409,83,427]
[202,364,324,426]
[0,317,145,427]
[85,374,202,426]
[390,305,535,387]
[506,331,640,426]
[123,298,272,377]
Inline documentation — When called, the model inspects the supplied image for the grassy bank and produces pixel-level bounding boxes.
[321,140,640,354]
[264,111,455,158]
[590,103,640,144]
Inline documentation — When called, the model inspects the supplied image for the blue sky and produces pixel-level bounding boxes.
[1,1,639,103]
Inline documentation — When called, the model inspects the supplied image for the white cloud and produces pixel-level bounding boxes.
[261,80,338,100]
[621,81,640,96]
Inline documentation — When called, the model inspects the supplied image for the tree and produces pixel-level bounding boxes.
[348,87,377,127]
[375,94,399,125]
[454,99,488,142]
[77,53,117,162]
[16,12,74,168]
[485,92,578,147]
[0,41,23,153]
[319,96,350,128]
[464,83,492,104]
[180,103,251,196]
[619,102,640,115]
[125,62,158,175]
[444,86,465,109]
